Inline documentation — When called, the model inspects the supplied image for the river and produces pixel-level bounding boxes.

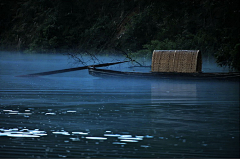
[0,52,239,158]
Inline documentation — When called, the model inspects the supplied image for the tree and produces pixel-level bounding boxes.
[0,0,239,70]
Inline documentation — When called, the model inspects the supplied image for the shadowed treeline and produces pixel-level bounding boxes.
[0,0,239,70]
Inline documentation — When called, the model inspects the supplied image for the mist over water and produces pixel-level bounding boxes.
[0,51,239,158]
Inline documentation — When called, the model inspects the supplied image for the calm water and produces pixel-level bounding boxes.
[0,52,239,158]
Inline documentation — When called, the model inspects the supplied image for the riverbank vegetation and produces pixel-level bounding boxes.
[0,0,239,70]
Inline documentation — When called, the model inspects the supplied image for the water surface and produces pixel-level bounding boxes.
[0,52,239,158]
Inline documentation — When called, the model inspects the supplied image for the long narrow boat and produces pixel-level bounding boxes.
[88,67,240,80]
[88,50,239,80]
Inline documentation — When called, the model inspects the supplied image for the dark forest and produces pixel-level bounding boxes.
[0,0,239,70]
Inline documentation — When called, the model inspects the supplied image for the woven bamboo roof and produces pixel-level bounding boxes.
[151,50,202,73]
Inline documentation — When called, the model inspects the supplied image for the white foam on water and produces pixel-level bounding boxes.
[45,113,56,115]
[8,113,18,115]
[52,132,70,135]
[86,137,107,140]
[141,145,150,148]
[3,110,12,112]
[120,139,138,143]
[8,132,24,134]
[17,113,32,115]
[3,130,12,132]
[104,134,121,137]
[112,142,127,145]
[34,133,47,136]
[120,135,132,138]
[145,135,154,138]
[29,130,47,136]
[0,128,48,138]
[72,132,89,135]
[105,130,112,133]
[9,111,19,113]
[67,111,76,113]
[0,133,9,136]
[7,134,40,138]
[31,130,45,134]
[70,138,80,141]
[136,136,144,138]
[118,137,143,140]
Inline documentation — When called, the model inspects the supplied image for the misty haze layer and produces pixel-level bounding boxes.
[0,52,239,158]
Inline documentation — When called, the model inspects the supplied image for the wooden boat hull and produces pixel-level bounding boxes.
[88,68,240,80]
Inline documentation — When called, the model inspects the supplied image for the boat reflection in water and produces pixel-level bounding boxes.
[151,81,197,103]
[0,52,239,158]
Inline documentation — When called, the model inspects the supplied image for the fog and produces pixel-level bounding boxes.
[0,51,239,158]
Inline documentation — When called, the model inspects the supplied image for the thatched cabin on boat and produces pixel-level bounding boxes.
[151,50,202,73]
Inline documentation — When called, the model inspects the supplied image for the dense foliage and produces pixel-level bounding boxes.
[0,0,239,70]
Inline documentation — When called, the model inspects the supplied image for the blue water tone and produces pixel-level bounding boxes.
[0,52,239,158]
